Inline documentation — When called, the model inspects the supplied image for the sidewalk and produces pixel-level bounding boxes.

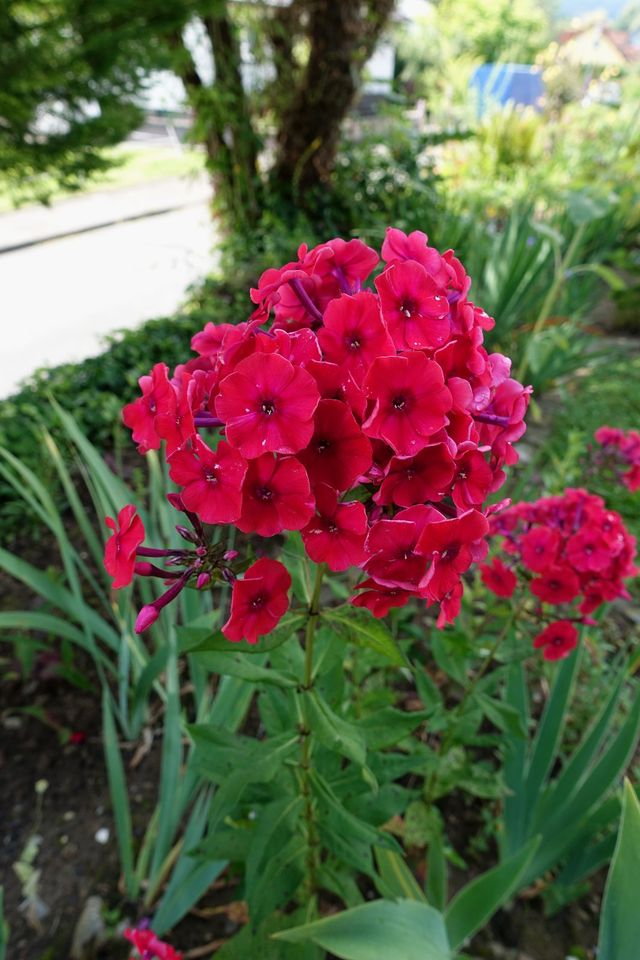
[1,175,216,399]
[0,173,210,253]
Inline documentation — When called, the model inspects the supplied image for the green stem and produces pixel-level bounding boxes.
[515,222,586,383]
[298,563,326,913]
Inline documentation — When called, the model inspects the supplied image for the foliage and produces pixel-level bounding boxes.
[598,780,640,960]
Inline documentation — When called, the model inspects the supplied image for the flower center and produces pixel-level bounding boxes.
[205,470,218,484]
[400,300,415,319]
[255,486,273,501]
[316,439,331,452]
[250,593,267,609]
[328,523,339,534]
[261,400,276,416]
[392,395,407,410]
[347,336,361,350]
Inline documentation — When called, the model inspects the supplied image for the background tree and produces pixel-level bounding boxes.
[0,0,395,231]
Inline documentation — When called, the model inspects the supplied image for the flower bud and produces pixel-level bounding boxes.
[135,604,160,634]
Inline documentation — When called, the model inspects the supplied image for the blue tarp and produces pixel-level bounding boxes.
[470,63,545,117]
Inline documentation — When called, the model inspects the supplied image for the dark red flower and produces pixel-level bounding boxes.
[480,557,517,598]
[298,399,372,491]
[365,505,438,590]
[222,558,291,644]
[168,436,247,524]
[417,509,489,600]
[301,484,367,571]
[566,528,611,573]
[317,291,394,385]
[215,352,320,458]
[520,527,560,573]
[530,566,581,605]
[124,927,183,960]
[452,449,494,510]
[375,260,450,350]
[533,621,579,661]
[350,578,413,617]
[362,351,452,456]
[237,454,314,536]
[104,505,145,589]
[374,443,455,508]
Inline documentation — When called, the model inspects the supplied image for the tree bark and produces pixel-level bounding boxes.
[272,0,395,195]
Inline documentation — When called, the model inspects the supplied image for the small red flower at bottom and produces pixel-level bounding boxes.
[533,621,579,661]
[124,926,182,960]
[104,505,145,589]
[479,557,517,598]
[223,558,291,644]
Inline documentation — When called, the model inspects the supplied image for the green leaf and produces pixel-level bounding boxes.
[445,837,540,950]
[477,693,526,738]
[178,613,305,655]
[306,692,366,766]
[102,691,136,897]
[425,828,447,913]
[599,781,640,960]
[358,707,429,750]
[273,899,451,960]
[191,650,298,687]
[323,606,406,667]
[374,848,427,903]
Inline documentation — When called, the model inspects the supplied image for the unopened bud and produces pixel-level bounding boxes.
[223,550,239,562]
[222,568,237,584]
[176,524,199,543]
[166,493,185,511]
[196,572,211,589]
[135,605,159,634]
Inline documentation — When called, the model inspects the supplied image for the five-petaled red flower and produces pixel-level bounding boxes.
[533,621,579,661]
[104,505,145,589]
[223,558,292,644]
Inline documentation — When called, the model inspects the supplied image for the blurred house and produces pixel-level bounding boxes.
[557,19,640,66]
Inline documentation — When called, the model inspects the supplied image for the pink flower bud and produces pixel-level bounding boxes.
[135,605,160,634]
[196,572,211,589]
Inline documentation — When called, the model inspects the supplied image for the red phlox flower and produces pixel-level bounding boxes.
[436,581,464,628]
[417,509,490,601]
[365,505,440,590]
[452,449,494,509]
[566,527,612,573]
[122,368,162,454]
[362,351,452,456]
[237,454,314,536]
[153,368,196,456]
[298,399,372,491]
[222,558,291,644]
[168,436,247,524]
[480,557,517,598]
[375,260,450,350]
[533,621,579,661]
[350,578,413,617]
[381,227,447,282]
[124,927,183,960]
[520,527,561,573]
[301,483,367,571]
[374,443,455,508]
[104,505,145,589]
[306,360,367,420]
[317,291,394,385]
[215,352,320,458]
[306,237,379,291]
[530,565,581,605]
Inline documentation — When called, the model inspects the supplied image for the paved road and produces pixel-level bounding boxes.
[0,177,216,398]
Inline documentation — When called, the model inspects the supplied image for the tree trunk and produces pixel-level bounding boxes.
[169,2,260,232]
[272,0,395,196]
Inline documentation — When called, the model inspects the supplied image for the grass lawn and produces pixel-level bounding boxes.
[0,143,206,213]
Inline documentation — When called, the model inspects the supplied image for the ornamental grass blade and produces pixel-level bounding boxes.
[444,837,540,950]
[273,899,451,960]
[501,660,530,856]
[102,690,137,898]
[598,781,640,960]
[374,848,428,903]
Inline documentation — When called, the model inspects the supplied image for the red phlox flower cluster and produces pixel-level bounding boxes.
[594,426,640,493]
[124,926,182,960]
[483,487,637,659]
[111,228,531,642]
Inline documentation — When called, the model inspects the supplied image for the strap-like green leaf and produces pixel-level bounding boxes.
[273,899,451,960]
[599,781,640,960]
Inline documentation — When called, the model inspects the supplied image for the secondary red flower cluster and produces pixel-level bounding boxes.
[124,926,182,960]
[594,426,640,493]
[106,229,531,642]
[481,488,637,659]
